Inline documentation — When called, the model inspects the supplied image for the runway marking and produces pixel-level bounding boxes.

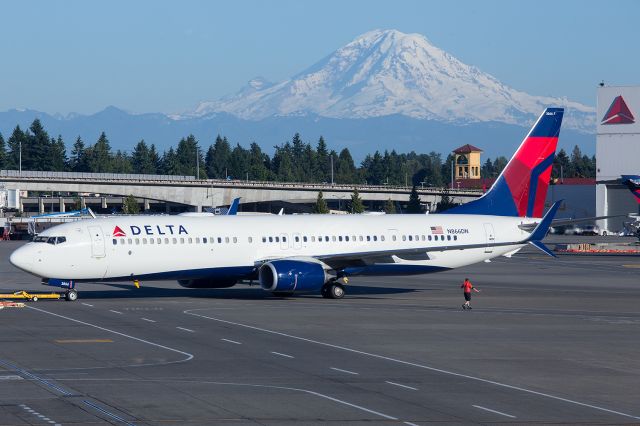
[271,351,294,358]
[60,378,400,422]
[83,400,136,426]
[0,375,23,380]
[0,359,73,396]
[472,404,516,418]
[221,338,242,345]
[403,422,420,426]
[185,309,640,421]
[27,306,194,366]
[386,381,418,391]
[54,339,113,344]
[622,264,640,268]
[330,367,359,375]
[19,405,61,426]
[109,309,123,315]
[81,303,94,307]
[141,317,156,323]
[176,327,195,333]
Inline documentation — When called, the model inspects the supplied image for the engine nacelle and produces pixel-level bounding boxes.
[259,260,328,293]
[178,278,237,288]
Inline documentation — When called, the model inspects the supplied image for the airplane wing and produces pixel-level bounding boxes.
[257,202,562,268]
[518,214,626,232]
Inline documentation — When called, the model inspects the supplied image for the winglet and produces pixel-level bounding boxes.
[525,200,562,257]
[226,198,241,215]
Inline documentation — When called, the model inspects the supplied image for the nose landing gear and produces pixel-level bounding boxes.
[65,289,78,301]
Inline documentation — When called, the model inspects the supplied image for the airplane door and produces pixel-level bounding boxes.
[280,233,289,250]
[483,223,495,253]
[293,233,302,250]
[88,226,106,258]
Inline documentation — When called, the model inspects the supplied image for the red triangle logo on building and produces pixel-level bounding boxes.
[113,226,126,237]
[601,95,635,124]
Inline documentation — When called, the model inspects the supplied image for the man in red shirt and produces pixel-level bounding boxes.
[461,278,480,310]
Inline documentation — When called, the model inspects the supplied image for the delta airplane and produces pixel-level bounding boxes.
[10,108,564,301]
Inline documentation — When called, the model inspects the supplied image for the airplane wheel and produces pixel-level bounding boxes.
[65,290,78,302]
[328,283,345,299]
[31,296,38,302]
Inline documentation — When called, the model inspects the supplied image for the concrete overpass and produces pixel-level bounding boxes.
[0,170,482,212]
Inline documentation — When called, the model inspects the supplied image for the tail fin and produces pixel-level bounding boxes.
[226,197,241,215]
[621,175,640,204]
[448,108,564,218]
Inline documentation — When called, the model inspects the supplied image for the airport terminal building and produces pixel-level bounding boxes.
[596,86,640,232]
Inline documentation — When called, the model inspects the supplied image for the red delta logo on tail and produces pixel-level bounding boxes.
[447,108,564,218]
[113,226,126,237]
[602,95,635,125]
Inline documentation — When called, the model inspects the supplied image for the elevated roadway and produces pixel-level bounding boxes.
[0,170,482,211]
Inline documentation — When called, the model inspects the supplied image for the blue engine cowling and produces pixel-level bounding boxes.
[259,260,327,293]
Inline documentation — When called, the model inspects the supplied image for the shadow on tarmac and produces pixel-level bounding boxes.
[71,282,420,300]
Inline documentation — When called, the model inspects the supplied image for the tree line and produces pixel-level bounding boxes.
[0,119,596,186]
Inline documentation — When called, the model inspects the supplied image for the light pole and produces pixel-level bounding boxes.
[19,139,22,174]
[196,146,200,179]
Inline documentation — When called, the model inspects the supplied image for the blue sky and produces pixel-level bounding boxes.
[1,0,638,114]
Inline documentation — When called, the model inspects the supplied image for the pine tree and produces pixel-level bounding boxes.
[69,136,88,172]
[148,144,160,174]
[175,135,203,177]
[315,136,329,182]
[112,150,133,173]
[336,148,356,184]
[132,140,151,174]
[407,185,422,213]
[87,132,113,172]
[122,195,140,214]
[248,142,270,181]
[384,198,396,214]
[27,119,51,170]
[160,147,179,175]
[206,135,231,179]
[313,191,329,214]
[0,132,5,169]
[350,188,365,213]
[48,136,67,171]
[6,126,27,170]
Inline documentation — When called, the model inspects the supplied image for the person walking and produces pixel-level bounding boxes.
[461,278,480,310]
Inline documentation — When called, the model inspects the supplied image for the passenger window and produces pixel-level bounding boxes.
[392,235,397,241]
[128,238,133,245]
[165,238,170,244]
[366,236,371,241]
[275,236,279,243]
[454,235,458,241]
[180,238,185,244]
[233,237,237,243]
[311,236,315,242]
[373,236,377,241]
[415,235,419,241]
[331,236,336,242]
[47,237,56,245]
[269,237,273,243]
[143,238,147,244]
[441,235,445,241]
[345,236,349,242]
[196,237,200,244]
[359,236,363,241]
[120,238,125,245]
[157,238,161,244]
[202,237,207,244]
[283,236,287,242]
[351,235,356,241]
[402,235,406,241]
[303,236,307,242]
[447,235,451,241]
[338,236,343,242]
[112,239,117,245]
[209,237,214,244]
[421,235,425,241]
[295,236,300,242]
[150,238,155,245]
[225,237,230,243]
[428,235,432,241]
[218,237,222,243]
[57,236,66,244]
[381,235,385,241]
[408,235,413,241]
[172,238,177,244]
[187,237,192,244]
[325,236,329,242]
[248,237,253,243]
[262,237,266,243]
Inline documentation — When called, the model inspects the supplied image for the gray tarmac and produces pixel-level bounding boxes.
[0,236,639,425]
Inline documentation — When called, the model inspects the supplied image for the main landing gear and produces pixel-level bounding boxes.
[321,282,345,299]
[65,289,78,301]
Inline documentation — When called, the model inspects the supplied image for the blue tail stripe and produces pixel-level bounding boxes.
[530,108,564,137]
[526,153,555,217]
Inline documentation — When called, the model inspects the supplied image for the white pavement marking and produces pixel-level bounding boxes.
[221,338,242,345]
[81,303,94,307]
[386,381,418,391]
[185,309,640,421]
[27,306,194,365]
[0,375,23,380]
[19,405,60,426]
[109,310,123,315]
[176,327,195,333]
[473,404,516,418]
[404,422,420,426]
[330,367,359,375]
[141,318,156,323]
[271,351,294,359]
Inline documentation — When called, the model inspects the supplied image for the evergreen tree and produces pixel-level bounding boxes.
[350,188,365,213]
[313,191,329,214]
[248,142,270,181]
[384,198,396,214]
[132,140,156,174]
[205,135,231,179]
[315,136,329,182]
[492,156,508,176]
[160,148,179,175]
[6,126,27,170]
[122,194,140,214]
[175,135,204,177]
[436,188,458,212]
[229,143,249,180]
[407,185,422,213]
[0,132,5,169]
[87,132,113,172]
[27,119,51,170]
[69,136,88,172]
[336,148,356,184]
[48,136,67,171]
[553,149,571,181]
[272,142,295,182]
[112,150,133,173]
[148,144,161,174]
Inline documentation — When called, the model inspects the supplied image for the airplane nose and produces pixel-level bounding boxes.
[9,248,33,272]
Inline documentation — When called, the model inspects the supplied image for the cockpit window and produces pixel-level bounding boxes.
[33,236,66,244]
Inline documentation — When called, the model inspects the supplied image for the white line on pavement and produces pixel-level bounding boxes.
[176,327,195,333]
[472,404,516,418]
[109,310,123,315]
[271,351,294,358]
[184,309,640,421]
[330,367,359,375]
[221,338,242,345]
[141,318,156,323]
[386,381,418,391]
[81,303,93,307]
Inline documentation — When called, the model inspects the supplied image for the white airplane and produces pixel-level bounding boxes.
[10,108,564,301]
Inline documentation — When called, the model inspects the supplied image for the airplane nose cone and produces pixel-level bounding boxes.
[9,248,33,272]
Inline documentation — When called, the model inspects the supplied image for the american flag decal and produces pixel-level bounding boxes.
[430,226,443,235]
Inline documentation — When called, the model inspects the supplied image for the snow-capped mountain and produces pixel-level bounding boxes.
[185,29,594,132]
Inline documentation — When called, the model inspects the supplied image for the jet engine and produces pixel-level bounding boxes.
[259,260,329,294]
[177,278,237,288]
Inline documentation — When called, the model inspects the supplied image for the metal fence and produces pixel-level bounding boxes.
[0,170,195,181]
